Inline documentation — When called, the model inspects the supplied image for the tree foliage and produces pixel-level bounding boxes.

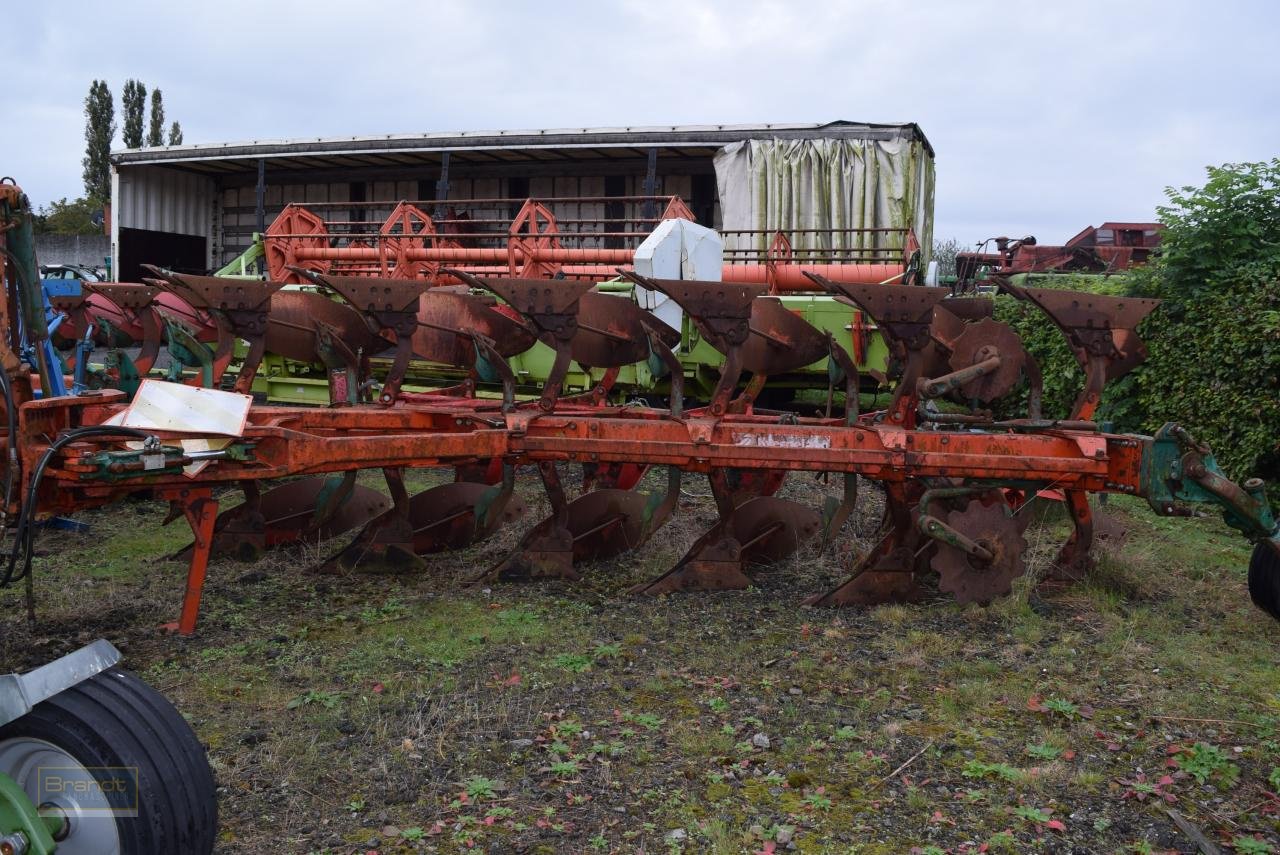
[1133,160,1280,487]
[147,89,165,147]
[33,198,101,236]
[932,237,961,278]
[121,79,146,149]
[994,161,1280,493]
[82,80,114,202]
[1151,160,1280,301]
[168,121,183,146]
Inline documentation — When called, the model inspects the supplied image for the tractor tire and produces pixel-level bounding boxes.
[1248,540,1280,622]
[0,667,216,854]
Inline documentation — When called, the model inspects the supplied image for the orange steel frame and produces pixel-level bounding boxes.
[263,197,920,291]
[17,391,1149,634]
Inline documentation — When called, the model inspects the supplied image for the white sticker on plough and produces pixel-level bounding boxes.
[731,432,831,449]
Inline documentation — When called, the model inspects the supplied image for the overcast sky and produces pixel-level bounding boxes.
[4,0,1277,245]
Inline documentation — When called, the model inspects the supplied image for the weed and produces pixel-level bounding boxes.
[400,827,424,841]
[495,607,541,628]
[802,787,832,811]
[985,830,1017,852]
[549,760,580,778]
[1175,742,1239,788]
[1026,743,1062,761]
[464,775,497,801]
[553,653,592,673]
[962,760,1023,782]
[1013,805,1051,824]
[1043,697,1079,718]
[286,689,339,710]
[626,711,664,730]
[1232,836,1275,855]
[358,597,406,623]
[556,719,584,737]
[593,642,622,658]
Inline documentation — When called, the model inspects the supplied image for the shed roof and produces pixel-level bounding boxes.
[110,121,933,178]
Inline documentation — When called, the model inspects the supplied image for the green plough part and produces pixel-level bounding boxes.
[0,771,60,855]
[1143,422,1279,548]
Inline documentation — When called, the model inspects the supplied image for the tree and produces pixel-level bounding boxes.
[1132,159,1280,490]
[932,237,961,279]
[33,198,101,236]
[121,79,146,148]
[82,80,115,202]
[168,121,183,146]
[147,89,165,147]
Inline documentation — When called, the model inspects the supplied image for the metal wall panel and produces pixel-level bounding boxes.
[115,166,214,237]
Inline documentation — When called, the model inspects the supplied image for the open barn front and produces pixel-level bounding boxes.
[117,227,207,281]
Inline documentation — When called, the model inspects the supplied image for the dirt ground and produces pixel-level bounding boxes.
[1,469,1278,854]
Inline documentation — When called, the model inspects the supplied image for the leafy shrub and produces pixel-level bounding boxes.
[995,160,1280,495]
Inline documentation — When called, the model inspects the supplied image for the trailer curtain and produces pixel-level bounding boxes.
[713,137,935,264]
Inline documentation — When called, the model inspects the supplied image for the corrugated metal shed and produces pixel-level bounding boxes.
[108,121,935,276]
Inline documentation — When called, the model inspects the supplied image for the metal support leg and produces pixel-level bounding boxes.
[158,487,219,636]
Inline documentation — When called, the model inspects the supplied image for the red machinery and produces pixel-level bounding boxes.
[2,180,1277,639]
[955,222,1164,288]
[262,196,923,291]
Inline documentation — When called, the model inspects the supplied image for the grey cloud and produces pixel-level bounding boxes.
[6,0,1277,244]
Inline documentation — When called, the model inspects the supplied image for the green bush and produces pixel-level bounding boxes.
[1133,161,1280,488]
[989,160,1280,494]
[991,272,1137,426]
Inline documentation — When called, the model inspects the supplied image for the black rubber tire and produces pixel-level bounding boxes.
[0,667,217,854]
[1248,540,1280,622]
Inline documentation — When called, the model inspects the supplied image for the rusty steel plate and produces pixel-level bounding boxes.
[1019,287,1159,333]
[946,318,1028,402]
[85,292,144,345]
[570,291,653,368]
[414,289,537,364]
[83,282,158,311]
[259,479,391,544]
[929,302,970,349]
[564,488,661,562]
[265,291,388,362]
[153,291,218,342]
[172,478,390,560]
[479,277,595,317]
[820,280,952,327]
[939,296,994,323]
[142,267,284,312]
[310,273,427,314]
[407,481,527,553]
[1105,328,1149,380]
[466,277,594,346]
[727,496,821,564]
[931,500,1028,605]
[624,274,764,349]
[804,528,928,607]
[740,297,829,374]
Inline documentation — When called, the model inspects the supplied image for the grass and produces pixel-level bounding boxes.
[1,473,1278,853]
